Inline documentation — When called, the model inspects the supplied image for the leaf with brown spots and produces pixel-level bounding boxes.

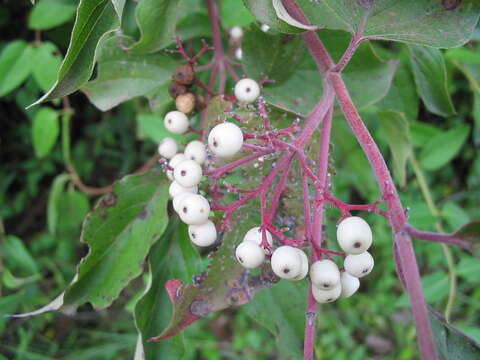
[64,169,171,308]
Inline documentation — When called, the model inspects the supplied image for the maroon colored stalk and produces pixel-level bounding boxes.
[282,1,438,359]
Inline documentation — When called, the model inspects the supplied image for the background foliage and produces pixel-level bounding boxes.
[0,0,479,359]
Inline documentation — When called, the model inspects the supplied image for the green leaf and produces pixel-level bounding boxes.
[430,309,480,360]
[410,122,441,148]
[129,0,179,54]
[1,235,39,277]
[453,219,480,243]
[378,60,419,121]
[408,45,455,117]
[32,42,63,93]
[242,0,305,34]
[57,189,90,231]
[441,202,470,230]
[134,221,203,360]
[81,36,176,111]
[47,174,71,234]
[378,111,412,187]
[243,29,397,116]
[28,0,77,30]
[0,41,34,96]
[221,0,255,28]
[31,107,60,158]
[64,170,170,308]
[29,0,125,107]
[242,26,304,84]
[457,257,480,284]
[244,281,306,359]
[419,124,470,171]
[297,0,480,48]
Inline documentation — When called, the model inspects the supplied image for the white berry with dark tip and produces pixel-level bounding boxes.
[172,192,191,213]
[164,111,189,134]
[344,251,374,278]
[271,246,302,279]
[167,153,187,180]
[243,227,273,247]
[173,159,202,187]
[208,122,244,158]
[178,194,210,225]
[340,271,360,298]
[310,259,340,289]
[312,283,341,304]
[157,137,178,159]
[234,78,260,103]
[184,140,207,165]
[292,248,309,281]
[337,216,372,254]
[169,181,197,198]
[188,220,217,247]
[235,241,265,269]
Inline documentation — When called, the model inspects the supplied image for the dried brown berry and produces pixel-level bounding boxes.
[168,81,187,98]
[176,93,196,114]
[173,64,195,85]
[194,92,207,110]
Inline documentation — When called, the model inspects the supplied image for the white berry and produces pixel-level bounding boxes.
[230,26,243,40]
[310,259,341,290]
[164,111,189,134]
[172,192,191,213]
[236,241,265,269]
[292,248,309,281]
[178,194,210,225]
[261,24,270,32]
[344,251,374,278]
[184,140,207,165]
[337,216,372,254]
[234,78,260,103]
[340,271,360,298]
[157,137,178,159]
[173,159,202,187]
[208,122,244,158]
[167,153,187,180]
[271,246,302,279]
[235,47,242,60]
[168,181,197,198]
[188,220,217,247]
[243,227,273,247]
[312,283,342,303]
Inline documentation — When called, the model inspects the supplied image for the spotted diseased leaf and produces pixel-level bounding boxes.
[150,220,274,341]
[63,170,170,308]
[134,221,203,360]
[297,0,480,48]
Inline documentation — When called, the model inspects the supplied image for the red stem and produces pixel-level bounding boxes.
[304,106,334,360]
[282,1,438,359]
[405,224,472,249]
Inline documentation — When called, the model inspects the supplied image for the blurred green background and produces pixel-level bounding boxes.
[1,1,479,359]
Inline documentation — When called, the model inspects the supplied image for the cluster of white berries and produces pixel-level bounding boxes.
[235,216,374,304]
[157,78,261,247]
